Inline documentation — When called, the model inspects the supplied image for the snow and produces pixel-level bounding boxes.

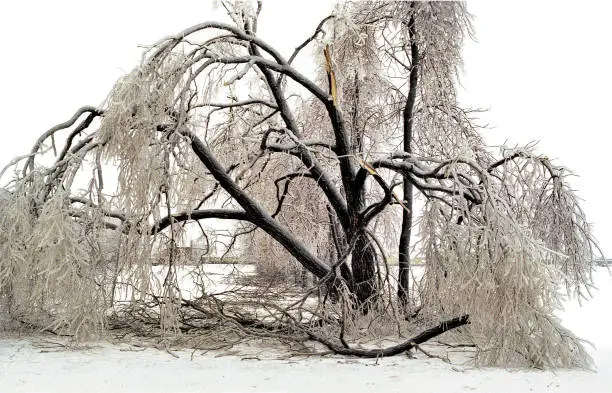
[114,264,257,301]
[1,267,610,393]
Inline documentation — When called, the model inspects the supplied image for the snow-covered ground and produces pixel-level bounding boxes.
[1,267,610,393]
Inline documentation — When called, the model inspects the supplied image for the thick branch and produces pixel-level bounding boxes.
[307,315,470,357]
[152,209,251,235]
[245,44,351,229]
[265,139,337,154]
[184,129,331,278]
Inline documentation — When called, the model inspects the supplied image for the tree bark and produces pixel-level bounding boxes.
[351,162,380,310]
[351,233,379,309]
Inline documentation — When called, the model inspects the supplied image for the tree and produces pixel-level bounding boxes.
[0,1,598,368]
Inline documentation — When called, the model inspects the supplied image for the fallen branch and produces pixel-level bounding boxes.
[305,315,470,358]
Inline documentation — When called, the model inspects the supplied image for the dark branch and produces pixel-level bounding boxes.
[24,106,103,176]
[183,128,331,278]
[306,315,470,358]
[152,209,251,235]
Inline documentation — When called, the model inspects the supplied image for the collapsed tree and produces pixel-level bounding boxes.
[0,1,599,368]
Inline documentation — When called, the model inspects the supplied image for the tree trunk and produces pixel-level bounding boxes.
[398,4,419,308]
[351,233,378,310]
[398,189,413,306]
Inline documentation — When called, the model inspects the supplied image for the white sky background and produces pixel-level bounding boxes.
[0,1,610,255]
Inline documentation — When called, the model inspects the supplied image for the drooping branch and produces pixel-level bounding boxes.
[55,112,101,165]
[271,172,314,218]
[354,158,482,205]
[70,196,127,222]
[23,106,103,176]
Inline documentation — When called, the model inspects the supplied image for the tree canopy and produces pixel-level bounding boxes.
[0,1,599,368]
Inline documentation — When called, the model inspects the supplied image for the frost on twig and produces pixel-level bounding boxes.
[418,149,596,368]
